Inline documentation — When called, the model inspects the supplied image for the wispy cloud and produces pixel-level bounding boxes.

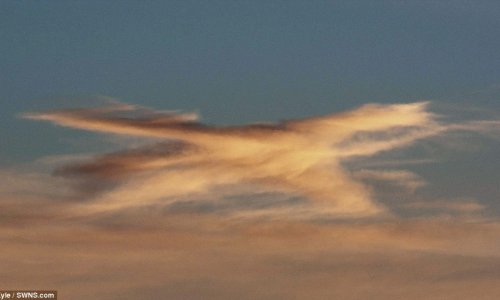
[23,101,445,218]
[406,199,486,214]
[354,169,426,193]
[3,100,500,299]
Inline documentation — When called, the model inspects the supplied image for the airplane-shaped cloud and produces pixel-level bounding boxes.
[24,101,442,218]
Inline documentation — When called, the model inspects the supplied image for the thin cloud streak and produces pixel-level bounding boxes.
[354,169,426,193]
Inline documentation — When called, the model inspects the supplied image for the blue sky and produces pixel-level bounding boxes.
[2,1,500,161]
[2,2,500,299]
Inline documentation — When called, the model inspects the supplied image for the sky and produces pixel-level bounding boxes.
[2,1,500,299]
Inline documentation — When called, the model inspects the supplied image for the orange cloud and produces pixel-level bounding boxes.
[3,101,500,299]
[24,101,442,218]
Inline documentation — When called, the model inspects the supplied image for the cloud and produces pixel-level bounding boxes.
[23,101,445,218]
[353,169,426,193]
[2,206,500,300]
[405,199,486,214]
[3,100,500,299]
